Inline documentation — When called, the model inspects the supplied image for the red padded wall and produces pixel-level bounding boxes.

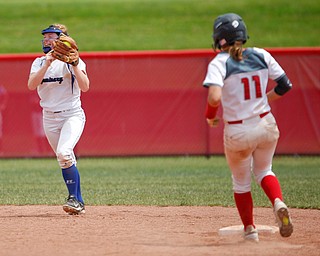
[0,48,319,157]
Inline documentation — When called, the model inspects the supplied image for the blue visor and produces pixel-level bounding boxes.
[41,25,62,35]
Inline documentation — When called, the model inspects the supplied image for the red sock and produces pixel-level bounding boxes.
[261,175,283,206]
[234,192,254,229]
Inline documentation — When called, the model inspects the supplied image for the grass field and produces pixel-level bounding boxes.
[0,0,319,53]
[0,156,319,209]
[0,0,319,210]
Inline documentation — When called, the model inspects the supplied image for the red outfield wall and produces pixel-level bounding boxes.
[0,48,319,157]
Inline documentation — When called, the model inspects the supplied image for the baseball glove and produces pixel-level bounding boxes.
[51,34,79,66]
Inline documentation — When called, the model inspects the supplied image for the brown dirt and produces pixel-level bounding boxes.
[0,206,319,256]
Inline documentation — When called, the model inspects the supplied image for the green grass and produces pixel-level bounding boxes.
[0,1,319,209]
[0,156,319,209]
[0,0,319,53]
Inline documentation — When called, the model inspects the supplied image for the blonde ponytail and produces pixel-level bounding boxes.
[222,41,244,61]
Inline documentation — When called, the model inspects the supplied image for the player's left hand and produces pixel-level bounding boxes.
[207,117,220,127]
[51,34,79,66]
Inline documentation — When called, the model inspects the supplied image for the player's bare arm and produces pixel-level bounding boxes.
[73,65,90,92]
[27,53,54,90]
[267,74,292,102]
[207,85,222,107]
[205,85,222,127]
[267,89,282,102]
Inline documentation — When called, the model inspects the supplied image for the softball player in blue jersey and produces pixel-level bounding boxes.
[28,24,89,215]
[203,13,293,242]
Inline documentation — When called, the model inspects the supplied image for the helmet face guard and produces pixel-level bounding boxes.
[41,25,63,53]
[213,13,249,49]
[42,45,52,54]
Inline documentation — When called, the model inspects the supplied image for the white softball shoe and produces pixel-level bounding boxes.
[274,198,293,237]
[244,225,259,242]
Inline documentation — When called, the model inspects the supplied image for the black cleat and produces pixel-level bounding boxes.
[63,195,85,215]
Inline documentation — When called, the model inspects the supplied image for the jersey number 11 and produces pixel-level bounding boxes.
[241,75,262,100]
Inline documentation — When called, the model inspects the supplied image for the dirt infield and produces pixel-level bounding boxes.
[0,206,319,256]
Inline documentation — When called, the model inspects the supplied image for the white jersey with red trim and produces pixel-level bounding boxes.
[203,47,285,122]
[30,57,86,112]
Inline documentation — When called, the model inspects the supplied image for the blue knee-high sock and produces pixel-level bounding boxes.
[76,170,84,204]
[62,164,79,200]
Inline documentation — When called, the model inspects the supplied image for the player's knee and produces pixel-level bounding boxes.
[232,179,251,193]
[254,170,276,185]
[56,152,75,169]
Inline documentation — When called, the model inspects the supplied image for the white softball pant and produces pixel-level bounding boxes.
[223,112,280,193]
[43,107,86,168]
